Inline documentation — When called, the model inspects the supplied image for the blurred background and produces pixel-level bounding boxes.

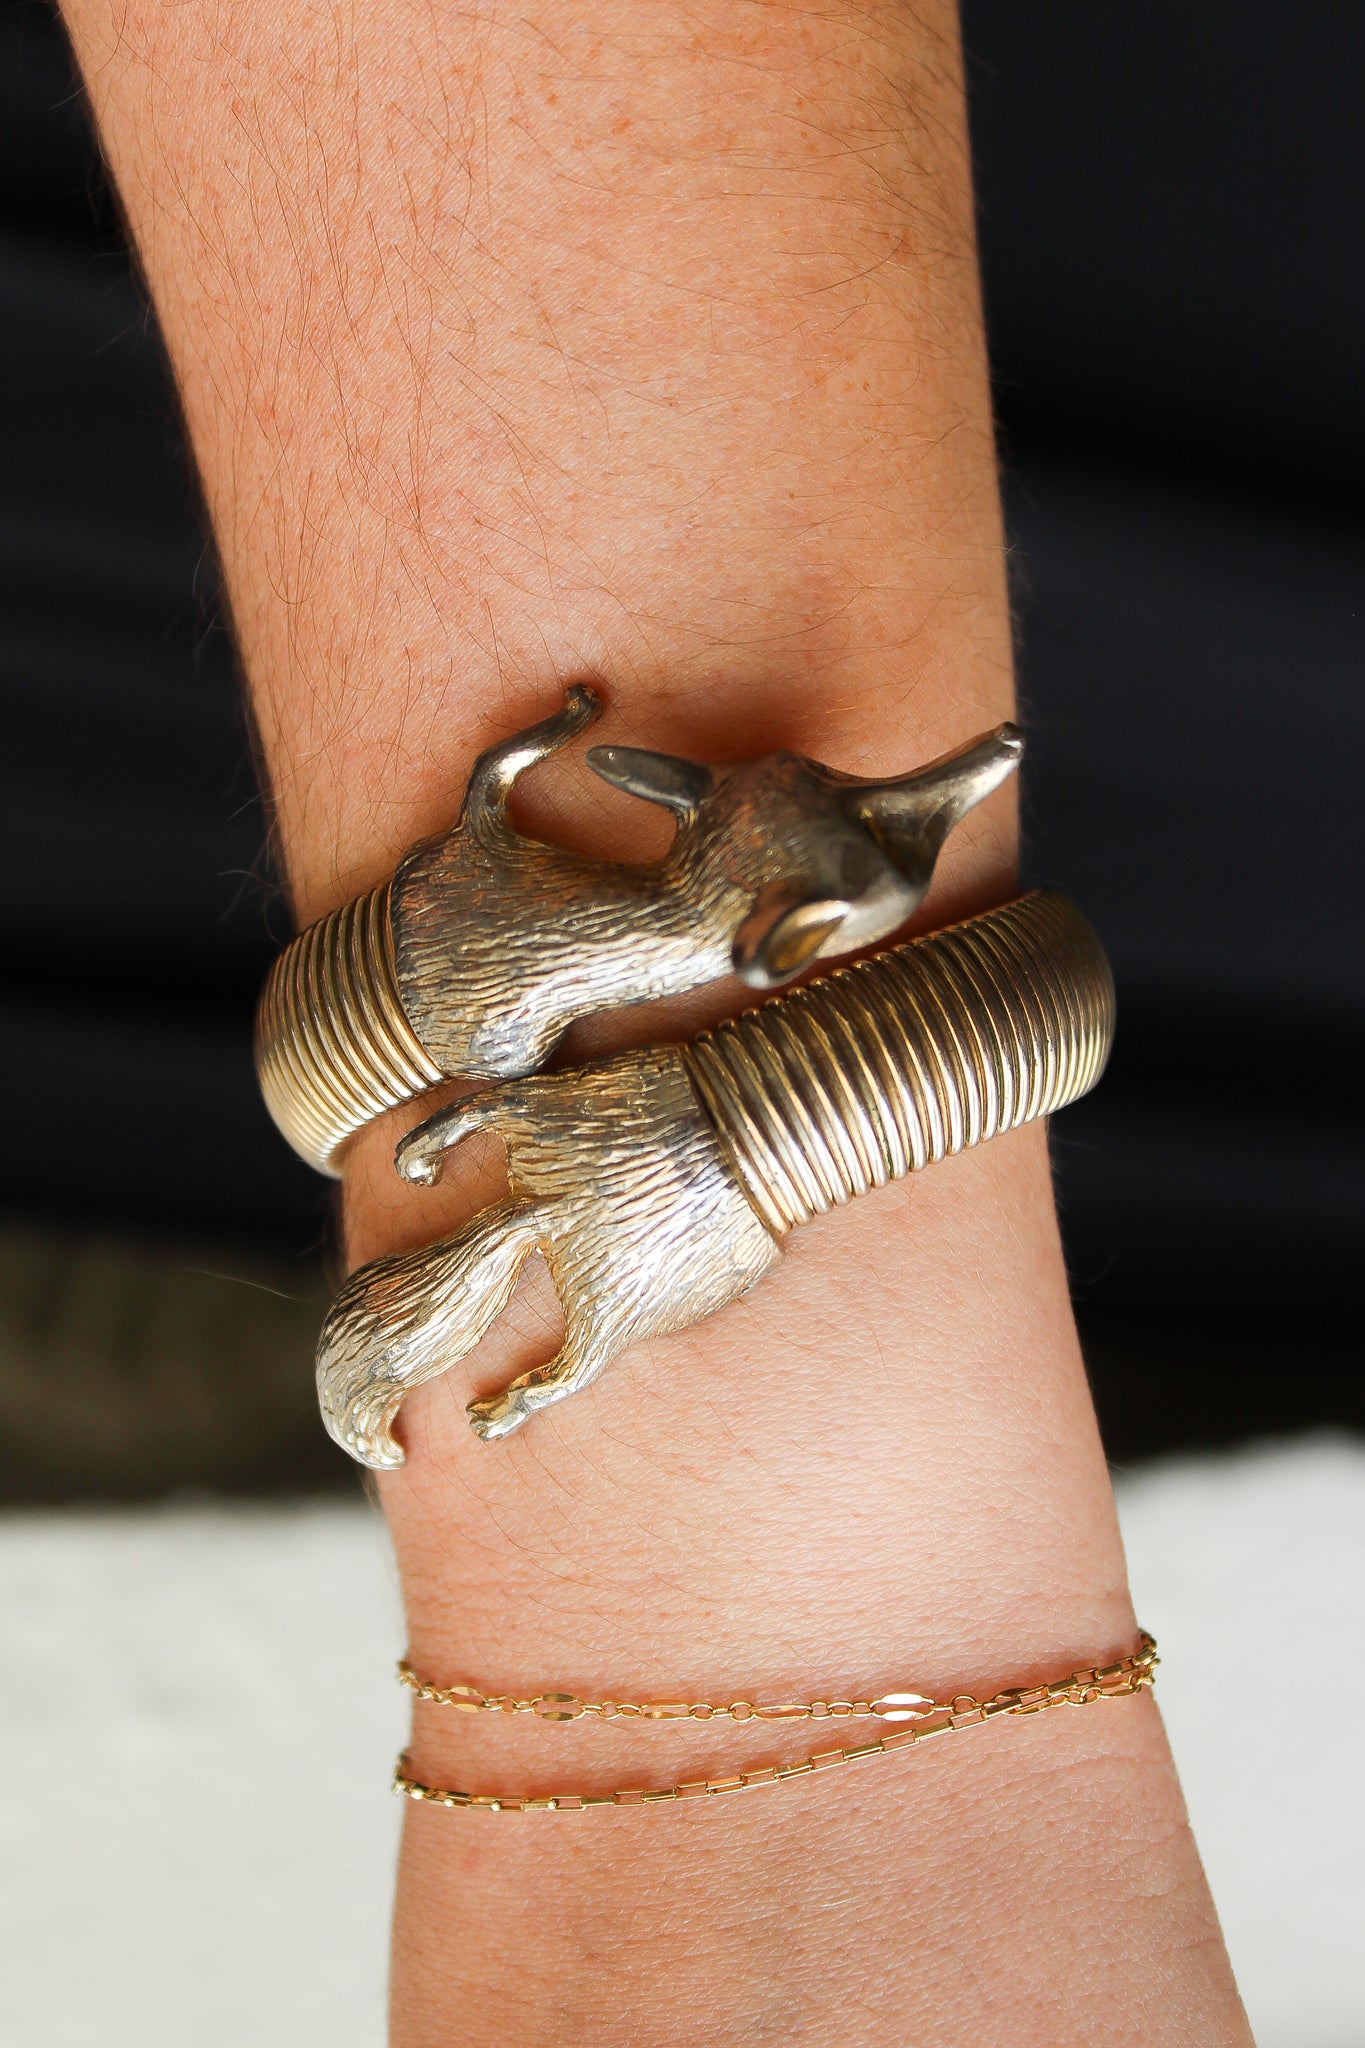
[1,1,1361,2041]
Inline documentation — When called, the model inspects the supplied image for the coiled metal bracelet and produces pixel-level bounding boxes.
[683,887,1110,1236]
[255,880,441,1182]
[317,888,1114,1460]
[254,686,1025,1173]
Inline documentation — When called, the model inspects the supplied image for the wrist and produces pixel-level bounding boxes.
[324,731,1126,1694]
[369,1118,1130,1706]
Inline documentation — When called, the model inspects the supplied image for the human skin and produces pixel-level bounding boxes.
[60,2,1250,2041]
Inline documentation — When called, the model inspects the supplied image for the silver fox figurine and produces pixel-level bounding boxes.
[390,684,1023,1078]
[256,685,1024,1172]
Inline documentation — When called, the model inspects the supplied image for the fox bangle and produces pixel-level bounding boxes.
[318,888,1114,1458]
[252,689,1114,1456]
[255,685,1024,1174]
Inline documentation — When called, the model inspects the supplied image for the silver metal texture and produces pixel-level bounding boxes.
[316,889,1113,1463]
[256,684,1022,1172]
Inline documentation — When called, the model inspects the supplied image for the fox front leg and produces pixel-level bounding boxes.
[459,681,602,832]
[393,1090,505,1187]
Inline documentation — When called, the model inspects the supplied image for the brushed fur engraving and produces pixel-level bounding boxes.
[316,1049,781,1462]
[391,684,1022,1079]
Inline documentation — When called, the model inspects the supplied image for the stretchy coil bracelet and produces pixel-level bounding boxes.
[318,887,1113,1457]
[391,1634,1158,1812]
[255,685,1024,1173]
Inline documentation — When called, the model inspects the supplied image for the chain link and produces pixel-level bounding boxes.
[392,1633,1157,1813]
[399,1665,933,1723]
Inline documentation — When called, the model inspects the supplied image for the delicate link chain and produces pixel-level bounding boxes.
[399,1663,932,1723]
[392,1633,1157,1813]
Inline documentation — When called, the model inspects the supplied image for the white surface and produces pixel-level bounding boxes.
[2,1437,1362,2045]
[1,1503,406,2048]
[1116,1438,1365,2048]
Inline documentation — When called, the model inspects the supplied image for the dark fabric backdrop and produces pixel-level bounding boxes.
[1,0,1361,1468]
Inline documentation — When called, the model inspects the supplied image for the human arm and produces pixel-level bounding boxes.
[57,1,1250,2038]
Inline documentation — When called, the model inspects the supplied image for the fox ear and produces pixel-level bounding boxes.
[586,746,714,818]
[849,723,1023,894]
[731,887,849,990]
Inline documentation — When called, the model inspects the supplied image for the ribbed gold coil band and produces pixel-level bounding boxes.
[683,889,1114,1237]
[254,882,443,1175]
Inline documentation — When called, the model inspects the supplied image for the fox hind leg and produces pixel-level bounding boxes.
[465,1310,619,1441]
[318,1199,539,1467]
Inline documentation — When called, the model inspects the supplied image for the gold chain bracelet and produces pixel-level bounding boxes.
[399,1661,933,1722]
[393,1633,1157,1813]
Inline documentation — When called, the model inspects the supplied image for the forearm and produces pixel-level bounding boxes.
[60,2,1247,2040]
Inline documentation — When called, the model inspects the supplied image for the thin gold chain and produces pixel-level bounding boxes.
[399,1664,933,1723]
[393,1633,1157,1813]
